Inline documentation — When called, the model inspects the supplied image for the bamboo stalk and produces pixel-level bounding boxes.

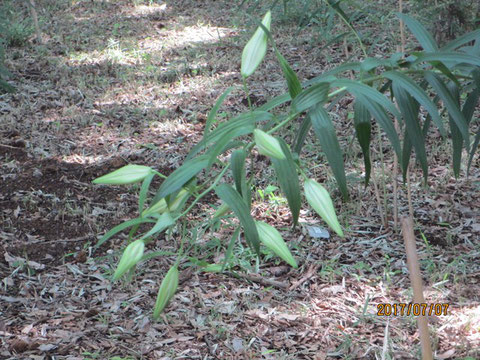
[28,0,42,44]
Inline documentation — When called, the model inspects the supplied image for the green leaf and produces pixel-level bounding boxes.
[241,11,271,78]
[138,212,175,242]
[215,184,260,255]
[153,265,179,318]
[154,156,209,202]
[96,217,155,248]
[396,13,438,52]
[305,62,360,86]
[258,93,291,112]
[205,87,233,136]
[384,71,445,136]
[292,82,330,113]
[415,52,480,68]
[231,149,249,202]
[393,83,428,181]
[447,82,463,177]
[332,79,402,120]
[441,29,480,51]
[355,94,403,164]
[292,115,311,156]
[189,111,272,159]
[222,227,241,272]
[93,164,153,185]
[271,139,301,225]
[353,101,372,186]
[424,72,470,151]
[256,221,297,268]
[309,105,348,200]
[275,50,302,99]
[304,179,344,237]
[138,173,155,214]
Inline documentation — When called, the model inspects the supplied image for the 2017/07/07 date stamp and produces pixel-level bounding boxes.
[377,303,449,317]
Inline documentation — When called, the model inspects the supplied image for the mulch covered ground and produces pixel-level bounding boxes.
[1,0,479,359]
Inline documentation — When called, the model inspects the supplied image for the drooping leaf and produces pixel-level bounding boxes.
[332,78,402,120]
[241,11,272,78]
[231,149,249,202]
[424,72,470,150]
[271,139,301,225]
[353,100,372,186]
[222,227,241,272]
[309,105,348,200]
[215,184,260,255]
[355,94,403,164]
[292,82,330,113]
[415,52,480,68]
[305,62,360,86]
[258,93,291,112]
[396,13,438,52]
[447,82,463,177]
[393,83,428,182]
[384,71,445,136]
[256,221,297,268]
[275,50,302,99]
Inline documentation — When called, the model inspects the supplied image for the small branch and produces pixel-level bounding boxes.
[289,263,319,291]
[225,271,289,289]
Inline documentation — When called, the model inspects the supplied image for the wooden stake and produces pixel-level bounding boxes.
[401,217,433,360]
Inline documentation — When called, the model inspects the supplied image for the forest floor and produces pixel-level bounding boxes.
[0,0,479,359]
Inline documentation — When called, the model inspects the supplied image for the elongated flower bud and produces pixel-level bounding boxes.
[112,240,145,281]
[256,221,298,268]
[153,265,179,319]
[304,179,344,237]
[241,11,271,78]
[254,129,286,160]
[93,164,152,185]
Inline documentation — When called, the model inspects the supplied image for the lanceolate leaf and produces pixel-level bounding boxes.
[415,52,480,68]
[356,94,403,164]
[384,71,445,136]
[305,62,360,86]
[96,217,156,248]
[442,29,480,51]
[241,11,271,78]
[309,105,349,200]
[215,184,260,255]
[205,87,233,136]
[396,13,438,52]
[424,72,470,150]
[292,82,330,113]
[231,149,249,202]
[93,165,153,185]
[333,78,402,120]
[393,83,428,182]
[271,139,301,225]
[155,156,209,202]
[138,173,155,214]
[138,212,175,242]
[276,50,302,99]
[447,82,463,177]
[153,265,179,318]
[258,93,291,112]
[353,101,372,186]
[466,71,480,174]
[189,111,273,159]
[256,221,297,268]
[222,227,241,272]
